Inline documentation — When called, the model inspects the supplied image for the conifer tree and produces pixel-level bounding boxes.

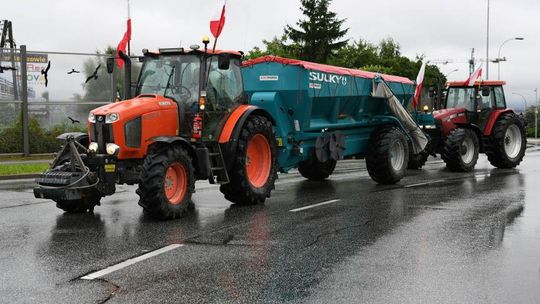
[285,0,349,63]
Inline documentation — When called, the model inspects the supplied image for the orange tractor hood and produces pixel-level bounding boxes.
[91,95,177,121]
[88,94,180,160]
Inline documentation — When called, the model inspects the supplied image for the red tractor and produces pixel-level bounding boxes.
[416,80,527,171]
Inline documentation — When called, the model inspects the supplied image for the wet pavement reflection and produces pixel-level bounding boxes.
[0,152,539,303]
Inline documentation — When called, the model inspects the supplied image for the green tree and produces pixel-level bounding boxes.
[285,0,349,63]
[244,35,300,60]
[327,39,378,68]
[524,107,538,137]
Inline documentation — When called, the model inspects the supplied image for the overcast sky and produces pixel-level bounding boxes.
[3,0,540,107]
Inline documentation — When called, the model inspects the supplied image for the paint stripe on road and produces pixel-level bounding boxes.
[81,244,184,280]
[404,180,446,188]
[289,199,341,212]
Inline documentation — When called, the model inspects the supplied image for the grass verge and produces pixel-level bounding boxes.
[0,163,50,176]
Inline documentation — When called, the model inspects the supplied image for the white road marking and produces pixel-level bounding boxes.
[289,199,341,212]
[81,244,184,280]
[403,180,446,188]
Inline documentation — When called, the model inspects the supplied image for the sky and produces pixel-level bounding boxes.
[2,0,540,108]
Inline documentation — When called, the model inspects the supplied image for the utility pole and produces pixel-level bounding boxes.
[469,48,475,76]
[486,0,490,80]
[534,88,538,138]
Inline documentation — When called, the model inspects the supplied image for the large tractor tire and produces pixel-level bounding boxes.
[137,145,195,220]
[298,158,337,181]
[442,128,479,172]
[486,113,527,168]
[366,126,409,184]
[220,115,278,205]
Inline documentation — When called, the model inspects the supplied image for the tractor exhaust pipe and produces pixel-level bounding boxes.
[118,50,132,100]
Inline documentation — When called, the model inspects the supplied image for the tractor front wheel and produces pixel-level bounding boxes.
[366,126,409,184]
[137,145,195,220]
[220,115,278,205]
[442,128,479,172]
[298,158,337,181]
[486,113,527,168]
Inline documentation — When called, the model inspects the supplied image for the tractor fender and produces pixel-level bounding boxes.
[483,109,514,136]
[218,105,276,171]
[56,132,89,146]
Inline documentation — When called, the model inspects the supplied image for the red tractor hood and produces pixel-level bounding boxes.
[432,108,466,121]
[432,108,468,137]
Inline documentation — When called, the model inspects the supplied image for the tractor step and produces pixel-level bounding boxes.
[198,142,229,185]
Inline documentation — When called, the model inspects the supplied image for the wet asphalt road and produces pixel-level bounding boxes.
[1,147,540,304]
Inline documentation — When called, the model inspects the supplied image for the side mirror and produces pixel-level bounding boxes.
[481,87,490,96]
[106,57,115,74]
[218,54,230,70]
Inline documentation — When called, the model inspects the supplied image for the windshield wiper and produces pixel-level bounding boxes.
[163,65,176,98]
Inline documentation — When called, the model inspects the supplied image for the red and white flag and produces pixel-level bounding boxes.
[465,65,483,86]
[116,18,132,68]
[413,61,426,108]
[210,0,227,39]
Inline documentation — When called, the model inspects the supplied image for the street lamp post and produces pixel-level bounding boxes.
[512,92,527,112]
[497,37,524,80]
[445,69,459,79]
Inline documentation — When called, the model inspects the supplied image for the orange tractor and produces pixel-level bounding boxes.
[34,42,279,219]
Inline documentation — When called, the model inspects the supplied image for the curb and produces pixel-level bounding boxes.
[0,174,39,181]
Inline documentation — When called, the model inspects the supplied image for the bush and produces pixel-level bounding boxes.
[0,116,86,154]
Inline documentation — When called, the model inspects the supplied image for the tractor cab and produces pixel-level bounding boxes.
[135,47,245,140]
[434,81,507,135]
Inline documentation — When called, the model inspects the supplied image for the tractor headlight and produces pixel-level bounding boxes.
[88,142,98,153]
[106,113,120,124]
[106,143,120,156]
[88,112,96,123]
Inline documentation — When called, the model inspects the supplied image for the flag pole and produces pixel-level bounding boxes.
[206,1,227,86]
[127,0,131,56]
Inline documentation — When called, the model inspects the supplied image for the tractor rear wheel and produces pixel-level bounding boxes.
[298,158,337,181]
[220,115,278,205]
[137,145,195,220]
[366,126,409,184]
[486,113,527,168]
[442,128,479,172]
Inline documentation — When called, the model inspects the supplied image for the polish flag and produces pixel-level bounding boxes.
[412,61,426,108]
[116,18,132,68]
[210,0,227,39]
[465,65,483,86]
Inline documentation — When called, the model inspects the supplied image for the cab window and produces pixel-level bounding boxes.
[478,87,494,110]
[446,87,475,111]
[494,86,506,108]
[207,58,243,110]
